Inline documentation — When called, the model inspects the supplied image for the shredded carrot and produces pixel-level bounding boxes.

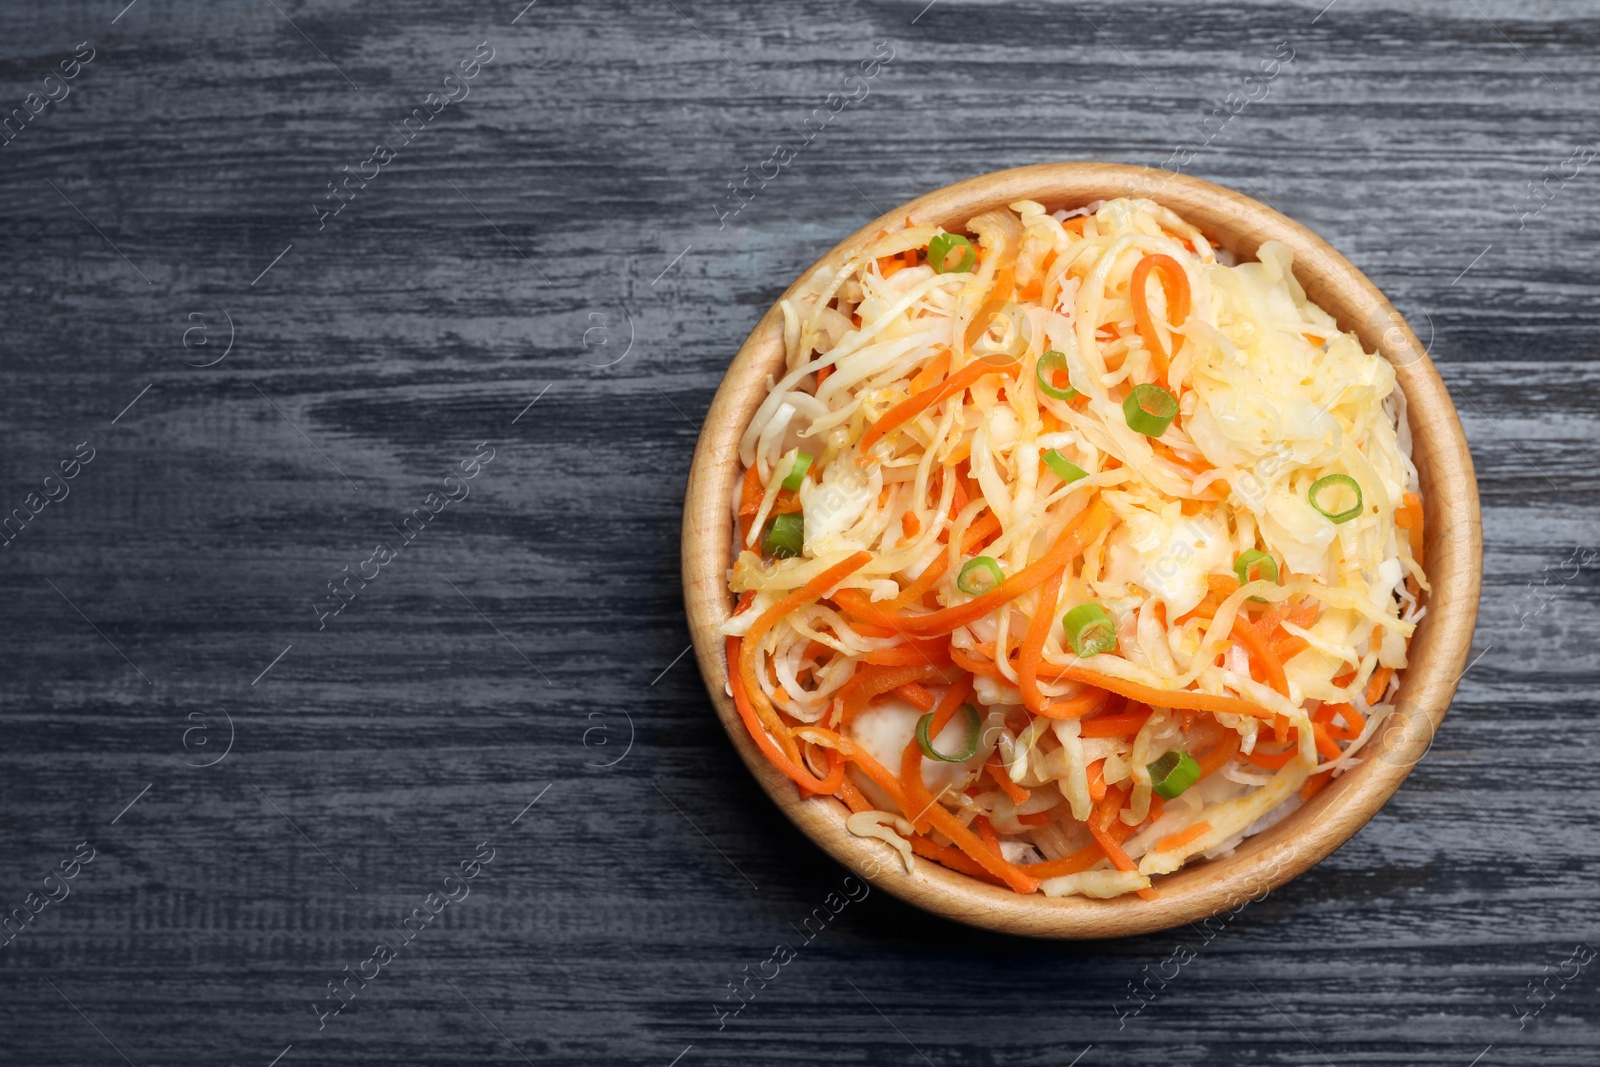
[948,643,1006,678]
[1079,707,1153,738]
[1050,663,1280,722]
[1196,731,1241,778]
[1017,567,1066,715]
[893,681,939,711]
[862,641,950,668]
[1156,820,1212,853]
[1366,666,1394,706]
[961,265,1017,354]
[736,552,873,765]
[835,662,955,726]
[1086,759,1107,802]
[834,775,872,816]
[1300,769,1334,802]
[1244,742,1298,770]
[1315,701,1365,741]
[908,350,951,395]
[1032,684,1111,720]
[900,676,974,834]
[1395,491,1425,568]
[728,637,838,794]
[909,834,1002,883]
[1231,616,1289,698]
[1087,787,1158,900]
[888,510,1000,610]
[860,355,1020,456]
[986,760,1030,806]
[1130,253,1191,382]
[835,497,1109,637]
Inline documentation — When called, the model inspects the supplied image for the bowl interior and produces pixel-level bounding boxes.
[681,163,1482,938]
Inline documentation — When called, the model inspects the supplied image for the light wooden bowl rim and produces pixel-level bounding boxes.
[681,162,1482,939]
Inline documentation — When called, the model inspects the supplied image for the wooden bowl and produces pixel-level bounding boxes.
[681,163,1482,938]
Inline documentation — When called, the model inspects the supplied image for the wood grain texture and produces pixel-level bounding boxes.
[681,161,1482,939]
[0,0,1593,1064]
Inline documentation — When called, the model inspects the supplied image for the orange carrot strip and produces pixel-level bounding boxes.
[1156,820,1212,853]
[948,644,1006,678]
[860,355,1021,456]
[837,498,1109,637]
[908,350,951,395]
[1079,708,1153,739]
[909,834,1003,884]
[1196,731,1241,778]
[893,681,938,712]
[889,510,1001,609]
[1312,722,1342,763]
[835,773,873,814]
[1231,616,1289,698]
[728,636,837,794]
[1085,759,1108,802]
[1032,684,1111,720]
[1301,769,1334,802]
[1087,789,1158,900]
[1396,491,1425,569]
[900,676,974,834]
[863,642,952,668]
[1130,253,1191,382]
[1317,701,1366,742]
[837,663,955,726]
[1018,566,1066,715]
[1050,663,1279,722]
[986,760,1030,806]
[738,552,873,763]
[961,264,1018,354]
[1366,666,1394,706]
[737,463,763,544]
[1244,743,1297,770]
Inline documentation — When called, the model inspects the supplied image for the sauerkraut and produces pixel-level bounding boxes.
[721,197,1426,899]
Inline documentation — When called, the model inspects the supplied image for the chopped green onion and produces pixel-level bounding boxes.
[1148,750,1201,800]
[1062,603,1118,657]
[763,513,804,559]
[957,556,1004,595]
[1309,474,1363,524]
[1035,349,1079,401]
[928,233,976,274]
[1122,383,1178,437]
[916,703,982,762]
[1233,549,1279,602]
[781,451,813,491]
[1042,449,1088,485]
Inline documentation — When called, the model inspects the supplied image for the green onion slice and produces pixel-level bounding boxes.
[781,451,813,492]
[1148,750,1202,800]
[1062,603,1118,657]
[763,513,804,559]
[1309,473,1362,524]
[1122,383,1178,437]
[1035,349,1079,401]
[928,233,976,274]
[1233,550,1279,603]
[956,556,1004,595]
[1042,449,1088,485]
[916,703,982,762]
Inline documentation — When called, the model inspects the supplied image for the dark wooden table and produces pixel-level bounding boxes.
[1,1,1594,1064]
